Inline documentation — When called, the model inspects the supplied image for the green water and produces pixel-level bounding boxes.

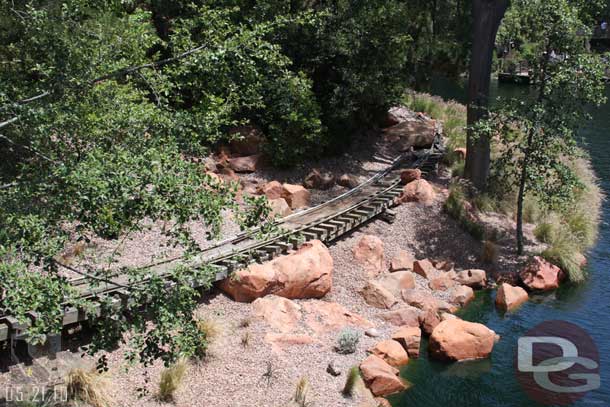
[388,78,610,407]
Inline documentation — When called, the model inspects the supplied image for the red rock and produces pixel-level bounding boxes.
[448,285,475,307]
[352,235,385,276]
[519,256,565,291]
[400,169,422,185]
[228,154,262,173]
[302,301,373,334]
[377,270,416,297]
[218,240,332,302]
[218,167,239,184]
[375,398,393,407]
[378,306,421,327]
[337,174,360,189]
[419,308,441,335]
[432,259,455,272]
[413,259,439,279]
[495,283,528,311]
[252,296,302,333]
[368,340,409,367]
[360,355,407,397]
[391,326,421,358]
[397,179,435,205]
[260,181,284,200]
[453,147,467,161]
[383,120,436,150]
[429,319,497,361]
[281,183,310,209]
[205,171,223,185]
[454,269,487,288]
[389,250,415,272]
[360,281,398,309]
[303,169,335,190]
[429,274,456,291]
[401,289,439,312]
[268,198,292,218]
[228,125,263,156]
[264,333,315,353]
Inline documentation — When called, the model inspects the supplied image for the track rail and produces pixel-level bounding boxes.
[0,130,444,347]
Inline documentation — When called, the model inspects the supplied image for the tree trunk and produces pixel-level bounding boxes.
[464,0,509,191]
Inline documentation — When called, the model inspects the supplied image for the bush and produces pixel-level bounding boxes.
[335,328,360,354]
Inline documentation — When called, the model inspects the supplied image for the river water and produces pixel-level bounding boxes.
[388,78,610,407]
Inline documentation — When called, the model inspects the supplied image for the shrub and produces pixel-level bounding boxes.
[65,368,112,407]
[342,367,360,397]
[196,318,222,343]
[443,185,485,241]
[481,241,499,264]
[335,328,360,355]
[293,376,312,407]
[158,358,188,402]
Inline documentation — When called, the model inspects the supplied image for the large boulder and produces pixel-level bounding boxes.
[397,179,436,206]
[401,289,439,312]
[260,181,284,200]
[400,169,422,185]
[389,250,415,272]
[360,355,408,397]
[391,327,422,358]
[268,198,292,218]
[303,169,335,190]
[383,119,436,151]
[419,308,441,335]
[377,271,416,297]
[228,154,262,173]
[218,240,332,302]
[252,296,302,333]
[384,106,414,127]
[496,283,529,311]
[519,256,565,291]
[413,259,439,280]
[378,306,421,327]
[429,274,456,291]
[454,269,487,288]
[352,235,385,276]
[368,340,409,367]
[448,285,475,307]
[360,281,398,309]
[429,319,497,362]
[302,301,373,334]
[282,183,311,209]
[228,125,263,156]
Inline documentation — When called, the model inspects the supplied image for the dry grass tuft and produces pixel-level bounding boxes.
[158,358,188,402]
[66,368,113,407]
[293,376,312,407]
[196,318,222,342]
[241,331,251,348]
[481,240,499,264]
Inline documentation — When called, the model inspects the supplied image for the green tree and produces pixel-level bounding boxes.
[491,0,607,254]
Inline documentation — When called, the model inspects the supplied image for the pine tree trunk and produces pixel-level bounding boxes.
[464,0,509,191]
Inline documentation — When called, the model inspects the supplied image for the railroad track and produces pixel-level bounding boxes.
[0,130,445,357]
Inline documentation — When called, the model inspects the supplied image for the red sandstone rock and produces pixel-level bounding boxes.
[302,301,372,334]
[391,326,422,358]
[419,308,441,335]
[360,355,408,397]
[352,235,385,276]
[303,169,335,190]
[384,106,413,127]
[495,283,529,311]
[429,319,497,361]
[228,154,262,173]
[413,259,439,279]
[389,250,415,272]
[268,198,292,218]
[429,274,456,291]
[260,181,284,200]
[448,285,475,307]
[400,169,422,185]
[218,240,332,302]
[454,269,487,288]
[368,340,409,367]
[252,296,302,333]
[360,281,398,309]
[281,183,311,209]
[519,256,565,291]
[377,270,416,297]
[378,307,421,327]
[397,179,435,205]
[337,174,360,189]
[228,125,263,156]
[264,333,315,353]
